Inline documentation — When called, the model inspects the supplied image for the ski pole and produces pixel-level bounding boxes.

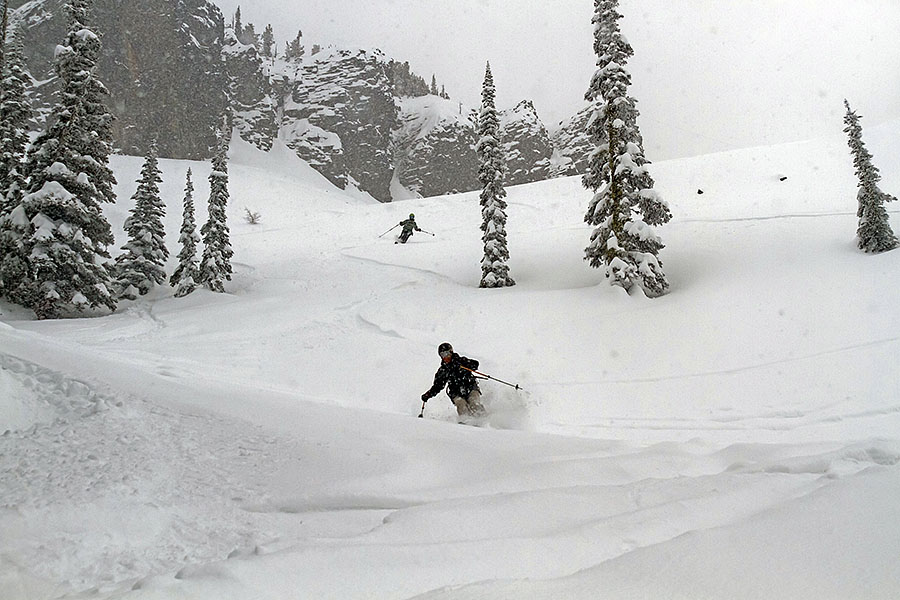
[459,365,522,391]
[378,224,400,238]
[418,400,426,418]
[419,229,435,236]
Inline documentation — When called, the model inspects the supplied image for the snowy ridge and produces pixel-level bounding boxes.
[397,96,474,143]
[2,119,900,599]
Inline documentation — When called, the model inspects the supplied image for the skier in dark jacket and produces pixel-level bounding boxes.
[421,342,485,418]
[396,213,422,244]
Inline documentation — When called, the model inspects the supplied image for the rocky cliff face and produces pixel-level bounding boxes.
[16,0,228,159]
[222,30,278,152]
[13,1,592,201]
[281,48,397,201]
[391,97,558,199]
[549,104,594,177]
[393,97,478,198]
[499,100,553,186]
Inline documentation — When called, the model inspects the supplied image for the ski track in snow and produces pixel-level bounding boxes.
[676,207,900,224]
[533,335,900,386]
[356,313,406,339]
[340,248,461,285]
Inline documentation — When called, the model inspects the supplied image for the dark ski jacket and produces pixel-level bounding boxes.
[423,353,480,401]
[400,218,421,235]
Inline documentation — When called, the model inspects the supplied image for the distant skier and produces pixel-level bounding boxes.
[396,213,422,244]
[421,342,486,419]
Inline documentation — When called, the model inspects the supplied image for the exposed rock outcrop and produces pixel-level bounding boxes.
[281,48,397,200]
[12,1,592,201]
[222,30,278,152]
[499,100,553,186]
[16,0,228,159]
[549,104,594,177]
[393,96,478,198]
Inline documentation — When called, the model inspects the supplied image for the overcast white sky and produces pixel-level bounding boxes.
[216,0,900,160]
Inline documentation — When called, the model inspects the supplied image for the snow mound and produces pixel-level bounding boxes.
[0,355,111,433]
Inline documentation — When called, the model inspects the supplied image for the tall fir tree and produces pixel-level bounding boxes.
[843,100,898,253]
[583,0,671,297]
[477,62,514,289]
[170,168,200,297]
[261,24,275,58]
[14,0,118,318]
[1,0,8,73]
[114,143,167,299]
[285,30,303,61]
[430,74,439,96]
[198,129,233,292]
[233,6,242,38]
[0,20,34,298]
[0,21,30,209]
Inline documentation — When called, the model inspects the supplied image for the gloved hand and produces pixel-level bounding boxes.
[421,393,429,402]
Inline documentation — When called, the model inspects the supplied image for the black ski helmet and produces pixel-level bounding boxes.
[438,342,452,356]
[409,213,415,219]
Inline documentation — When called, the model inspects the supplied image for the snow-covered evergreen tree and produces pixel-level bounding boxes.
[233,6,243,39]
[843,100,898,253]
[261,24,275,58]
[114,143,167,300]
[240,23,258,47]
[13,0,118,318]
[198,130,234,293]
[0,21,30,210]
[477,62,514,289]
[1,0,8,73]
[583,0,671,297]
[285,30,303,61]
[0,20,32,299]
[170,168,200,297]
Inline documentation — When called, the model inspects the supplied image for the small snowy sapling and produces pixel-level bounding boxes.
[244,208,262,225]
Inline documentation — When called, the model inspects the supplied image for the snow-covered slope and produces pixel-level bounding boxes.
[2,122,899,599]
